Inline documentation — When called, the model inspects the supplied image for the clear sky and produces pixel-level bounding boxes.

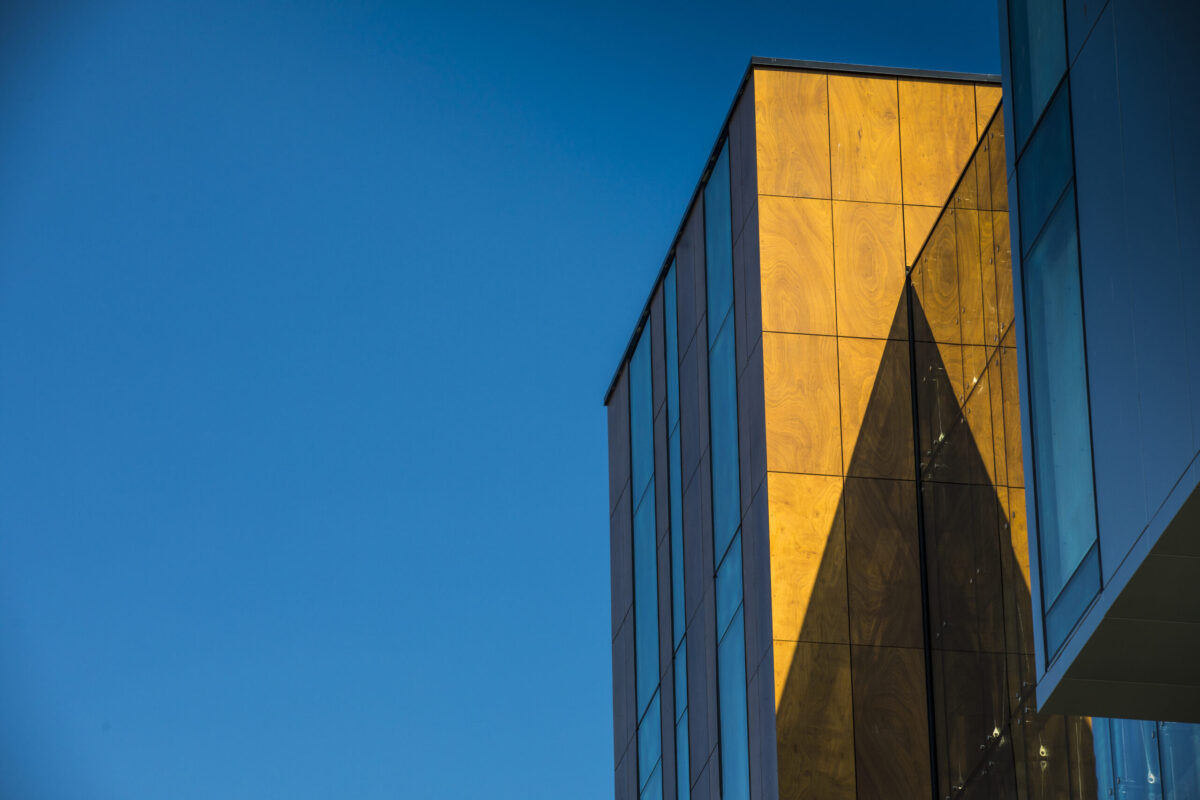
[0,1,999,797]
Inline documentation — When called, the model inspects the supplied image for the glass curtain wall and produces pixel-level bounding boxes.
[630,328,663,800]
[704,141,750,799]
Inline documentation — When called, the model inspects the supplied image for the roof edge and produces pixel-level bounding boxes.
[749,56,1001,84]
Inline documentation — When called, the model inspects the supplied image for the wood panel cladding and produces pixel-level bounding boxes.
[898,79,978,207]
[828,75,902,204]
[763,332,842,475]
[754,69,831,199]
[833,201,907,341]
[759,196,835,335]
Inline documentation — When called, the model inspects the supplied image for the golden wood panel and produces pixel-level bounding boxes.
[963,360,998,487]
[767,472,848,644]
[976,84,1003,139]
[839,336,914,481]
[1004,487,1034,655]
[851,645,931,800]
[828,75,901,204]
[999,337,1024,487]
[844,478,923,648]
[903,205,942,266]
[979,210,1002,347]
[763,332,842,475]
[911,212,960,345]
[833,201,907,340]
[775,640,856,800]
[957,209,986,346]
[988,352,1009,488]
[759,196,836,335]
[898,79,978,207]
[754,69,831,199]
[995,211,1014,331]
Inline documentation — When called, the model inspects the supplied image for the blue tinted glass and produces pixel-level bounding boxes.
[1022,190,1098,609]
[633,477,659,716]
[718,607,750,800]
[638,689,662,792]
[673,644,687,724]
[670,429,685,647]
[676,710,690,800]
[716,531,743,639]
[1160,722,1200,800]
[630,329,655,503]
[665,264,680,432]
[640,762,663,800]
[1110,718,1164,799]
[1018,85,1074,249]
[1008,0,1066,146]
[709,318,741,558]
[1043,541,1099,656]
[1093,718,1117,799]
[704,142,734,348]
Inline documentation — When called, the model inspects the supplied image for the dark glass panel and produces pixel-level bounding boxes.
[665,264,680,432]
[640,762,663,800]
[1017,84,1073,251]
[1008,0,1066,147]
[674,644,687,724]
[1092,717,1117,798]
[638,689,663,792]
[1021,189,1097,613]
[705,141,734,348]
[709,317,740,559]
[715,530,743,640]
[631,329,655,503]
[1109,719,1164,800]
[717,607,750,800]
[1159,722,1200,800]
[670,429,685,648]
[634,476,660,716]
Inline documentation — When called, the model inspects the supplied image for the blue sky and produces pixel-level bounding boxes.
[0,2,999,797]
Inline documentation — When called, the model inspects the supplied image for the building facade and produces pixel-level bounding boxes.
[998,0,1200,725]
[606,56,1200,800]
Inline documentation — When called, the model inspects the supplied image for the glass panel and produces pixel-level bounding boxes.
[705,141,734,348]
[1093,717,1118,799]
[1017,85,1074,250]
[1022,189,1098,612]
[634,476,659,716]
[640,762,664,800]
[676,710,691,800]
[716,530,743,639]
[718,607,750,800]
[709,317,741,558]
[665,263,680,432]
[670,429,685,647]
[676,642,686,724]
[1008,0,1067,147]
[638,689,662,792]
[1110,718,1164,800]
[1044,540,1099,656]
[630,328,655,502]
[1160,721,1200,800]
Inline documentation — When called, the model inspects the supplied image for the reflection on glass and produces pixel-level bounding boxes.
[704,141,734,347]
[638,689,663,795]
[709,317,740,560]
[665,264,680,430]
[1017,85,1073,250]
[630,330,654,503]
[718,607,750,800]
[1021,189,1098,628]
[1160,722,1200,799]
[715,530,743,638]
[633,477,659,715]
[1008,0,1066,147]
[676,708,690,800]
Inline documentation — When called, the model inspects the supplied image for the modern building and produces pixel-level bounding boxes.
[998,0,1200,725]
[605,55,1200,800]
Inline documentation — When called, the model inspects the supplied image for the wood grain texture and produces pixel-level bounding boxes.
[930,650,1009,799]
[898,79,978,207]
[988,351,1009,488]
[844,478,923,648]
[989,113,1009,212]
[999,337,1024,488]
[763,332,842,475]
[976,84,1003,139]
[759,196,835,335]
[979,210,1002,347]
[828,75,901,204]
[911,212,961,345]
[956,209,986,346]
[963,362,998,488]
[903,205,942,266]
[767,472,848,644]
[774,640,856,800]
[850,645,932,800]
[838,336,914,481]
[754,69,831,199]
[995,211,1014,331]
[1005,487,1034,655]
[833,201,906,340]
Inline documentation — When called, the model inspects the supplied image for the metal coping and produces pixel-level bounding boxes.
[602,57,1001,406]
